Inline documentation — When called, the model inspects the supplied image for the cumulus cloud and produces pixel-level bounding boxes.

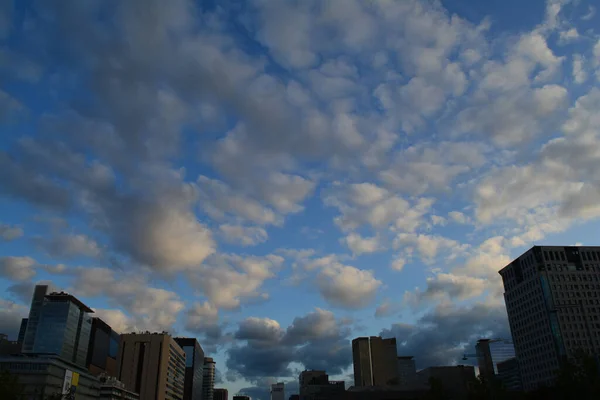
[316,262,381,309]
[342,232,380,256]
[33,233,101,259]
[219,224,268,247]
[227,308,352,382]
[0,299,28,339]
[0,223,23,241]
[0,256,37,281]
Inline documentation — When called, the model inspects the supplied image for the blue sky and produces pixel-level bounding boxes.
[1,0,600,397]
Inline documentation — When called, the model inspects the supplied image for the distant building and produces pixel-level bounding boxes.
[345,385,428,400]
[22,285,94,367]
[496,357,522,392]
[352,336,398,387]
[0,354,100,399]
[499,245,600,390]
[0,334,21,356]
[175,337,205,400]
[417,365,476,400]
[117,332,186,400]
[299,370,345,400]
[396,356,417,387]
[99,374,140,400]
[475,339,516,383]
[232,396,250,400]
[271,382,285,400]
[203,357,216,400]
[17,318,28,344]
[214,388,229,400]
[87,318,120,377]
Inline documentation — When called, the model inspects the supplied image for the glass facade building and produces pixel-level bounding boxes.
[87,317,120,376]
[174,338,204,400]
[22,285,94,368]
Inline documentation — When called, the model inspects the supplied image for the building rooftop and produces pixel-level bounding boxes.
[46,292,94,313]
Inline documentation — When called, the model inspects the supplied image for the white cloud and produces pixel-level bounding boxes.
[394,233,466,265]
[0,299,28,339]
[558,28,579,44]
[572,54,587,84]
[0,256,36,281]
[0,223,23,241]
[219,224,268,247]
[448,211,470,225]
[342,233,380,256]
[316,263,381,308]
[581,6,596,21]
[34,233,101,258]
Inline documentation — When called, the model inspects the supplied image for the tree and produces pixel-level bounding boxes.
[0,370,24,400]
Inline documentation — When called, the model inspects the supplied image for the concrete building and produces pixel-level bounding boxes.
[203,356,216,400]
[352,336,398,387]
[22,286,94,368]
[499,245,600,390]
[174,337,204,400]
[117,332,186,400]
[99,374,140,400]
[214,388,229,400]
[417,365,476,400]
[396,356,417,387]
[496,357,522,392]
[0,354,100,399]
[87,317,120,377]
[271,382,285,400]
[299,370,345,400]
[475,339,516,383]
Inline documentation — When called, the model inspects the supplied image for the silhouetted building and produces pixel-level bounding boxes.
[499,245,600,390]
[214,388,228,400]
[271,382,285,400]
[299,370,345,400]
[396,356,417,387]
[175,338,204,400]
[289,395,300,400]
[233,396,250,400]
[345,385,428,400]
[22,286,94,367]
[475,339,516,384]
[417,365,476,400]
[18,318,28,343]
[0,354,100,399]
[496,357,522,392]
[203,357,216,400]
[352,336,398,387]
[117,332,186,400]
[87,318,120,376]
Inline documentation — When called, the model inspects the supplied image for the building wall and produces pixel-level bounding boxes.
[352,338,372,386]
[417,366,475,400]
[117,333,186,400]
[18,318,28,344]
[175,337,204,400]
[496,357,522,392]
[22,285,49,353]
[203,357,216,400]
[396,357,417,387]
[271,382,285,400]
[87,318,120,377]
[499,246,600,391]
[214,388,228,400]
[370,337,397,386]
[0,355,100,400]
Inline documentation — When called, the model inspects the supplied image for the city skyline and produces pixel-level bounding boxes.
[2,0,600,398]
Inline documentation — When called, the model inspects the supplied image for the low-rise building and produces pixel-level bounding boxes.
[0,354,100,399]
[233,395,250,400]
[299,370,345,400]
[99,374,140,400]
[396,356,417,387]
[417,365,476,400]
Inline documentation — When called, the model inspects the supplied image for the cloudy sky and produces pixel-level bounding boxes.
[1,0,600,397]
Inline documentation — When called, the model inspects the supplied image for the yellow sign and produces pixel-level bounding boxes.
[71,372,80,386]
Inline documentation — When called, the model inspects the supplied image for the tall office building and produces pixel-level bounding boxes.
[299,370,344,400]
[499,245,600,391]
[174,337,204,400]
[22,286,94,367]
[117,332,186,400]
[202,357,216,400]
[352,336,398,387]
[214,388,228,400]
[271,382,285,400]
[396,356,417,387]
[86,317,120,376]
[475,339,516,383]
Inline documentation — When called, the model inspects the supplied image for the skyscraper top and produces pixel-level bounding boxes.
[45,291,94,313]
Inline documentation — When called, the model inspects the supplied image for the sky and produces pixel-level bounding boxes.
[1,0,600,398]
